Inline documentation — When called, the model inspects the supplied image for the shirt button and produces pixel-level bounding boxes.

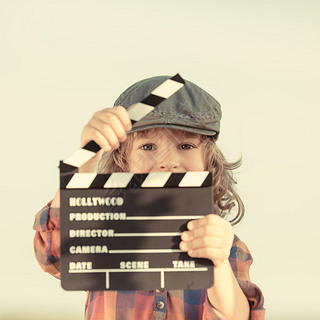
[156,301,165,310]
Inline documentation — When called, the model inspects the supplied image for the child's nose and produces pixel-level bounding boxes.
[157,151,180,171]
[159,160,179,171]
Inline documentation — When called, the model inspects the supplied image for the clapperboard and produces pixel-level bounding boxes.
[59,74,214,291]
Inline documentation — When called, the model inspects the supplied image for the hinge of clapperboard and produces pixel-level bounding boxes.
[59,73,212,189]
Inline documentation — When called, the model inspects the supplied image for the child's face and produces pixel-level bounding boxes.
[128,128,205,173]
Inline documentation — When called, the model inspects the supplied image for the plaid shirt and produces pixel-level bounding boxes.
[34,203,265,320]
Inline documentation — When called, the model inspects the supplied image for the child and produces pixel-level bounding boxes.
[34,75,265,320]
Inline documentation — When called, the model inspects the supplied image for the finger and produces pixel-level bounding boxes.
[181,225,226,242]
[187,247,225,261]
[92,108,128,139]
[81,125,112,152]
[89,116,125,147]
[109,106,132,131]
[187,214,227,231]
[180,236,225,252]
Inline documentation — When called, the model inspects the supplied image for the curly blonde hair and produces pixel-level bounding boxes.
[97,129,244,225]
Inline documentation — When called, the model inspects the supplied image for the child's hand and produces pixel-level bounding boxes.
[180,214,234,268]
[78,106,132,173]
[81,106,132,151]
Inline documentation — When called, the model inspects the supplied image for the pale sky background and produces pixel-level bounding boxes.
[0,0,319,319]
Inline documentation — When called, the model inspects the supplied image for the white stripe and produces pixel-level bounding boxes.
[109,249,182,254]
[66,173,97,189]
[178,171,209,187]
[141,172,171,188]
[63,148,96,168]
[104,172,134,188]
[114,232,181,237]
[127,103,154,121]
[151,79,184,99]
[126,215,204,220]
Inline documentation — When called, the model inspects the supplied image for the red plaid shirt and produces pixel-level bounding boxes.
[34,202,265,320]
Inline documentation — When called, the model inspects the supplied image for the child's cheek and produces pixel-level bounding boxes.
[141,154,160,172]
[129,154,154,173]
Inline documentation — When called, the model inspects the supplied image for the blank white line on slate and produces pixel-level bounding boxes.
[126,216,204,220]
[69,267,208,273]
[108,249,182,254]
[114,232,181,237]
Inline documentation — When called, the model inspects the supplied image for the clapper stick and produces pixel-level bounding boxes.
[60,73,185,173]
[59,74,214,291]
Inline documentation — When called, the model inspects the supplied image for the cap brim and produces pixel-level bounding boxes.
[128,123,219,138]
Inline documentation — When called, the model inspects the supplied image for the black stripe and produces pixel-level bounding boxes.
[60,172,75,189]
[83,141,101,153]
[202,172,213,187]
[141,94,165,107]
[126,173,148,188]
[59,161,78,173]
[171,73,185,84]
[89,174,111,188]
[164,173,185,187]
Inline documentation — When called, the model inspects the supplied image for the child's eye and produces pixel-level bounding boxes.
[179,143,195,150]
[140,143,155,151]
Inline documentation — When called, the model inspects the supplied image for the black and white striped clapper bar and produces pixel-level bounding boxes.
[60,74,186,174]
[59,74,214,291]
